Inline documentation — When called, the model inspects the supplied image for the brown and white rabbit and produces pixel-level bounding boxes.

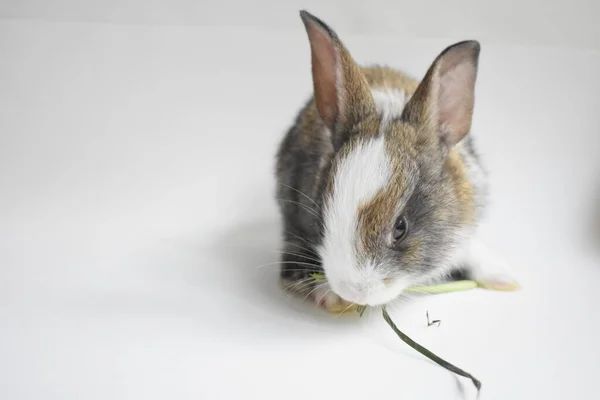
[275,10,518,312]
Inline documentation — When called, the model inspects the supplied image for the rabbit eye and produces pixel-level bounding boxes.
[393,216,409,242]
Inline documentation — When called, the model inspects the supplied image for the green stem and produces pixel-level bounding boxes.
[404,280,480,294]
[381,307,481,394]
[310,273,483,294]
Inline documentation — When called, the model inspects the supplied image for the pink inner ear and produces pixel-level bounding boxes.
[437,56,477,145]
[306,23,340,128]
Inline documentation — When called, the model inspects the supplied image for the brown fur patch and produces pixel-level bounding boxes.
[357,182,423,265]
[360,66,420,96]
[445,148,475,224]
[357,186,399,251]
[356,154,412,253]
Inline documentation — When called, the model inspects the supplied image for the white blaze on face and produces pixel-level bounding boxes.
[319,135,394,305]
[318,88,410,306]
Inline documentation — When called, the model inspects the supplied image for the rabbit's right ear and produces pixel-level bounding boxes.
[300,11,374,144]
[401,40,480,149]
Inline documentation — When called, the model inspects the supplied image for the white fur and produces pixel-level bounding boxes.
[318,134,404,305]
[370,88,406,134]
[452,237,519,289]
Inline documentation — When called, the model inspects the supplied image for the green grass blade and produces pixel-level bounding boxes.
[404,280,480,294]
[309,272,326,282]
[381,307,481,394]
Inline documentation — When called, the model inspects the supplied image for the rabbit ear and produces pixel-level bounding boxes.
[402,41,480,147]
[300,11,374,138]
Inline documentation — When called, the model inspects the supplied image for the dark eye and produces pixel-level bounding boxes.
[393,216,409,242]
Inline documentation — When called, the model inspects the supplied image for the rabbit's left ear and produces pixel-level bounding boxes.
[300,10,374,144]
[402,41,481,147]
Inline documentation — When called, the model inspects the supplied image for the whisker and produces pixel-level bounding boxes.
[302,281,328,302]
[278,181,322,212]
[268,249,321,263]
[277,198,321,220]
[285,280,314,292]
[286,232,323,250]
[260,268,321,273]
[281,279,314,301]
[283,277,314,291]
[286,231,311,245]
[281,240,320,257]
[284,278,317,295]
[255,261,321,270]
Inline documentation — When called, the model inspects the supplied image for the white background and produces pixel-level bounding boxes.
[1,1,600,399]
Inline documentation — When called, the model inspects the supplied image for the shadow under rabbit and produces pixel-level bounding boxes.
[199,218,365,327]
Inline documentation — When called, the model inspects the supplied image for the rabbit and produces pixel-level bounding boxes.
[275,10,518,313]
